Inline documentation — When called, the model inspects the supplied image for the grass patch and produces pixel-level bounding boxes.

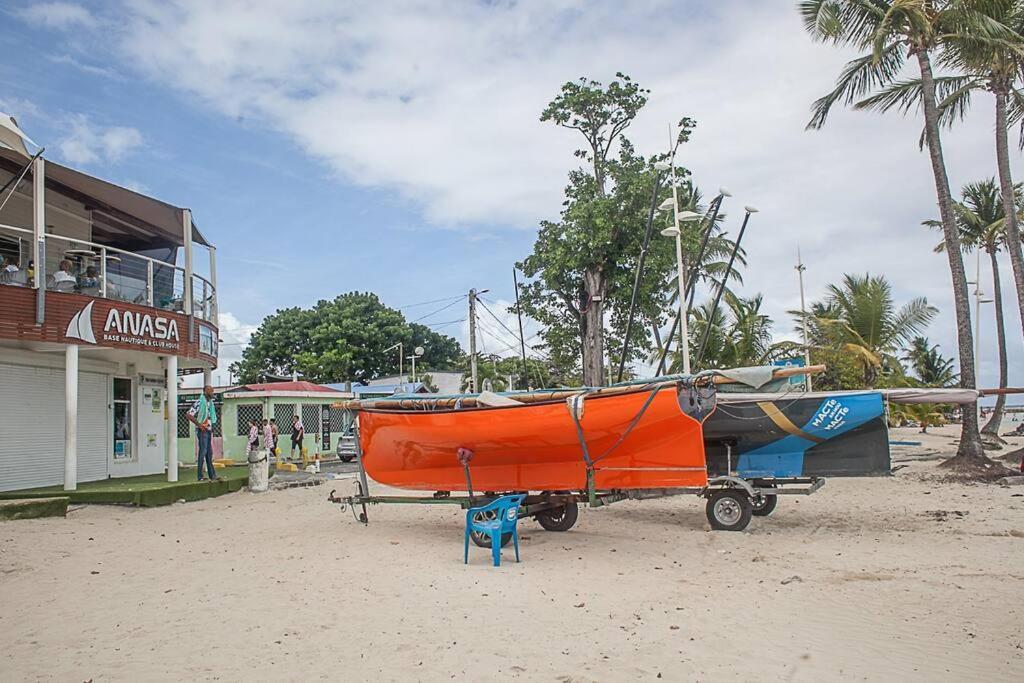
[0,466,267,507]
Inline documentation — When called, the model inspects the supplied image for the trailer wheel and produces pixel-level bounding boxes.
[469,509,512,548]
[751,490,778,517]
[339,456,356,463]
[536,500,579,532]
[706,489,753,531]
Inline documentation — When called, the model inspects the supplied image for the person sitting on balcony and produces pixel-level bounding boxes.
[2,257,19,273]
[79,265,100,289]
[53,260,76,285]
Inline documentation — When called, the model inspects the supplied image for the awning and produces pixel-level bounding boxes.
[0,146,211,248]
[0,113,36,158]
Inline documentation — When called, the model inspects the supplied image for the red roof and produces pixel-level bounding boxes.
[241,381,339,393]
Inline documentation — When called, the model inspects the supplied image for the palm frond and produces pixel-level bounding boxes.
[807,41,906,130]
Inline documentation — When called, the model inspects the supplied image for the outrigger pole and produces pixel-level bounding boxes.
[693,206,758,369]
[656,190,728,375]
[513,267,530,390]
[617,162,668,383]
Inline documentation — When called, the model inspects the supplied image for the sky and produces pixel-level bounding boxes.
[2,0,1021,402]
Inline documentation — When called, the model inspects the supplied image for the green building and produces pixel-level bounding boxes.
[176,381,354,464]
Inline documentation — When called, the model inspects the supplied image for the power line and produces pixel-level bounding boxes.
[395,294,467,310]
[424,318,465,329]
[477,298,549,359]
[409,295,467,324]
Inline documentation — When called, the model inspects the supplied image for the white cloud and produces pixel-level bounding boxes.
[57,115,143,166]
[25,0,1024,391]
[17,2,96,30]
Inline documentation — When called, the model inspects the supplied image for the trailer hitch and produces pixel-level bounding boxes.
[327,481,369,525]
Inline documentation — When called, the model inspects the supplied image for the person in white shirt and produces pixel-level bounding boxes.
[3,257,19,273]
[53,260,76,285]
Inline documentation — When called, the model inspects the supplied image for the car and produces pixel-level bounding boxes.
[336,433,358,463]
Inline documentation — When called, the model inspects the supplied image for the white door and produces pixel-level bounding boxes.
[0,362,110,492]
[136,381,166,476]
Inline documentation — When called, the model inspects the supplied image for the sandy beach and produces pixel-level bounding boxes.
[2,425,1022,681]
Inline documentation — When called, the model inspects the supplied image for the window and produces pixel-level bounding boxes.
[113,377,133,462]
[274,403,295,432]
[236,404,264,436]
[301,404,320,433]
[199,324,217,357]
[177,405,192,438]
[329,407,350,433]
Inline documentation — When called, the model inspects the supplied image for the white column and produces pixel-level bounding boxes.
[182,208,193,316]
[32,156,45,288]
[208,246,218,322]
[64,344,78,491]
[166,355,179,482]
[203,368,212,387]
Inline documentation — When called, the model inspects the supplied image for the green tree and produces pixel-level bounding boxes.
[793,273,937,387]
[927,178,1017,435]
[850,1,1024,345]
[680,292,775,371]
[903,336,958,387]
[231,292,462,384]
[457,355,560,392]
[801,0,1004,465]
[519,73,687,385]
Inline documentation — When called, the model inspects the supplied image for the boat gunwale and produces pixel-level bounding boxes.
[353,380,688,416]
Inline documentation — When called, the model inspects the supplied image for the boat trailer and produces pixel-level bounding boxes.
[327,434,825,535]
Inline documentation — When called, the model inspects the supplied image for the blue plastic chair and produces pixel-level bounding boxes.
[464,494,526,567]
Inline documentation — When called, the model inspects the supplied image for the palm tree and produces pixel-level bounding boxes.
[852,1,1024,344]
[685,292,776,371]
[903,336,958,387]
[800,0,1005,465]
[794,273,938,386]
[926,178,1013,436]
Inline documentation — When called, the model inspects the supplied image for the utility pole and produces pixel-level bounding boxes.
[796,246,812,392]
[469,289,479,393]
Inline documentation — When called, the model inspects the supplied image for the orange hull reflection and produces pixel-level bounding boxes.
[360,387,708,492]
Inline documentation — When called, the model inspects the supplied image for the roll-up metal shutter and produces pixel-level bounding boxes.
[0,363,66,491]
[77,371,110,483]
[0,362,110,492]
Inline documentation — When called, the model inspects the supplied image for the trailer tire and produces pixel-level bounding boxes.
[751,492,778,517]
[469,509,512,548]
[536,500,579,532]
[706,489,753,531]
[339,456,356,463]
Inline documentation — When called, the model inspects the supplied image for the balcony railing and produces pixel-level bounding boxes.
[0,222,217,323]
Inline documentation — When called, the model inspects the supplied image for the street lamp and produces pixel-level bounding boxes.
[385,342,403,380]
[658,191,702,374]
[407,346,425,384]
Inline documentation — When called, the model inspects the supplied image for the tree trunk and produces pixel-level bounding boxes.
[994,90,1024,341]
[582,268,605,386]
[915,50,987,466]
[981,247,1008,436]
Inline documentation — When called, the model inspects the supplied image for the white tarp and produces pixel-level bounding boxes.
[0,113,36,158]
[716,388,981,405]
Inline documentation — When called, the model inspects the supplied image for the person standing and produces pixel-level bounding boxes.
[269,418,279,456]
[246,419,260,461]
[186,385,220,481]
[290,414,304,460]
[262,418,273,453]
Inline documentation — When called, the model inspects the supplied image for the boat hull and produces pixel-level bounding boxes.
[703,392,890,478]
[359,386,708,491]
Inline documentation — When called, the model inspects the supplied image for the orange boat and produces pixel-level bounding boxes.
[356,380,709,492]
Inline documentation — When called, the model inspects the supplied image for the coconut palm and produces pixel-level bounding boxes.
[683,292,775,371]
[800,0,1010,465]
[853,1,1024,343]
[926,178,1016,436]
[903,336,958,387]
[794,273,938,386]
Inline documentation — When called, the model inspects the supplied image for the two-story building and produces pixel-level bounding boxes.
[0,113,219,492]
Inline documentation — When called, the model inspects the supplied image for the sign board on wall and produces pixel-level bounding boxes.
[321,404,331,451]
[0,287,217,363]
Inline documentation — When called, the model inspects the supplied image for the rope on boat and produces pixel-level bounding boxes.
[567,381,669,470]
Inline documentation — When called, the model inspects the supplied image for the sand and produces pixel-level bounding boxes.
[2,425,1023,681]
